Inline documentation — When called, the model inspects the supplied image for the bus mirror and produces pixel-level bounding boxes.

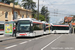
[31,24,33,26]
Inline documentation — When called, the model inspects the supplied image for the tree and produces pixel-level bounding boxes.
[22,0,36,10]
[41,6,50,22]
[72,16,75,22]
[41,6,46,16]
[0,0,18,5]
[39,14,45,21]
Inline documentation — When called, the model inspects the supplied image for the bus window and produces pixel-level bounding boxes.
[33,24,43,30]
[0,24,4,30]
[52,26,69,30]
[17,20,30,32]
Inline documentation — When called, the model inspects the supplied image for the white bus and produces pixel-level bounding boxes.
[51,25,69,34]
[0,21,4,34]
[15,18,44,37]
[42,21,51,34]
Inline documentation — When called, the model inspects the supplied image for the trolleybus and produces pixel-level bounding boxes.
[15,18,44,37]
[0,21,4,34]
[51,25,69,34]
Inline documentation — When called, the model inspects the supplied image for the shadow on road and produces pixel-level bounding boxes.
[50,33,69,34]
[16,34,50,39]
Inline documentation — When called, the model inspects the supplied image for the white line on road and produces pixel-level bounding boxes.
[20,41,28,44]
[5,45,17,49]
[41,35,63,50]
[34,35,51,40]
[0,35,4,37]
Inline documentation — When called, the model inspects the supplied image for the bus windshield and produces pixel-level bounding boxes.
[17,20,30,32]
[52,26,69,30]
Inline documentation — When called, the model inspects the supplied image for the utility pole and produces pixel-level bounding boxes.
[37,0,39,20]
[13,0,15,20]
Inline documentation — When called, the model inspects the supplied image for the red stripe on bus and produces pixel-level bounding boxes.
[53,25,69,27]
[46,24,48,25]
[33,22,43,24]
[0,29,4,31]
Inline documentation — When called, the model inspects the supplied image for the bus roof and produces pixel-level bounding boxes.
[18,18,43,24]
[17,18,50,24]
[0,21,5,24]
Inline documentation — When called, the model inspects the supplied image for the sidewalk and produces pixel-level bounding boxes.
[0,35,16,42]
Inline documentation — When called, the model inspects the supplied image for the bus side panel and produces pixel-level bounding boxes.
[33,30,44,36]
[51,30,69,34]
[56,30,69,33]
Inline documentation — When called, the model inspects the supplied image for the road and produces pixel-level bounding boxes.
[0,34,75,50]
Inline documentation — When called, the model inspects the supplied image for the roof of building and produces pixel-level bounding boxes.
[72,23,75,25]
[0,2,32,12]
[64,17,73,22]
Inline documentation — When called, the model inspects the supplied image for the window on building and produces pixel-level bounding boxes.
[27,15,29,18]
[5,12,8,18]
[14,11,18,19]
[22,15,24,18]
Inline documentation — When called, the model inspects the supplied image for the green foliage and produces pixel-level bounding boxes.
[41,6,50,22]
[39,14,45,21]
[32,9,37,18]
[72,16,75,22]
[32,13,45,21]
[0,0,18,5]
[22,0,36,10]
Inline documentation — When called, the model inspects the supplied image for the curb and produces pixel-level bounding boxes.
[0,37,16,42]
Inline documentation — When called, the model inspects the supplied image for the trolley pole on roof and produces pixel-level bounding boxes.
[13,0,15,20]
[37,0,39,20]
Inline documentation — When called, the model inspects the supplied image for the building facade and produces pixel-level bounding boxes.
[0,2,32,21]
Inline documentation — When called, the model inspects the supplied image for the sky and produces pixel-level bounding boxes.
[19,0,75,23]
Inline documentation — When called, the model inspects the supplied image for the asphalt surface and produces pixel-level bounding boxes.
[0,34,75,50]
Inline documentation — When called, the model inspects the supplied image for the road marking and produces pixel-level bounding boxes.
[19,35,51,45]
[5,45,17,49]
[20,41,27,44]
[34,35,51,40]
[41,35,63,50]
[0,35,4,37]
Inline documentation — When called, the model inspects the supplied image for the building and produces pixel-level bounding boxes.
[64,16,75,33]
[0,2,32,21]
[64,17,73,23]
